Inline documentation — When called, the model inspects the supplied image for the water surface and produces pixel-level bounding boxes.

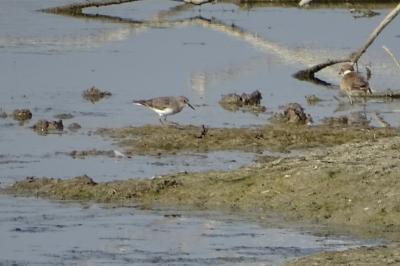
[0,1,396,264]
[0,195,377,266]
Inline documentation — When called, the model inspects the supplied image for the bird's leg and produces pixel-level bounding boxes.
[159,116,166,125]
[348,94,354,105]
[164,118,180,127]
[362,103,367,119]
[363,92,368,104]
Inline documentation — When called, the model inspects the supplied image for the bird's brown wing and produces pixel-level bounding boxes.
[147,97,174,109]
[348,73,370,92]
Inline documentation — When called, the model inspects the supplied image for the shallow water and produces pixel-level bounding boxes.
[0,0,397,263]
[0,195,377,266]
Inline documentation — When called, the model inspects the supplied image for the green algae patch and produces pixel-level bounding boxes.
[7,175,182,203]
[96,124,399,155]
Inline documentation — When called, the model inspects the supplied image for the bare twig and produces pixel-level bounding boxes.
[350,5,400,63]
[383,45,400,73]
[294,3,400,80]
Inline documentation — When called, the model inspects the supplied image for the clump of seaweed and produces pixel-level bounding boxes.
[32,119,64,135]
[271,103,312,125]
[219,90,266,114]
[12,109,32,122]
[82,86,112,103]
[305,94,323,105]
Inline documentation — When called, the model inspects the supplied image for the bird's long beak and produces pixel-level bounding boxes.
[187,103,195,110]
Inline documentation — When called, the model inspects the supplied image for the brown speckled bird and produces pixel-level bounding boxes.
[339,63,372,104]
[133,96,195,124]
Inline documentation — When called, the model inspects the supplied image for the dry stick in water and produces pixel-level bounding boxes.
[383,45,400,73]
[294,3,400,80]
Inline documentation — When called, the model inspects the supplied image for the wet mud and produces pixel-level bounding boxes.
[287,244,400,266]
[5,126,400,229]
[96,123,398,155]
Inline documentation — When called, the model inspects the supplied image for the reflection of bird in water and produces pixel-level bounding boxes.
[133,96,195,124]
[190,72,208,96]
[339,63,372,104]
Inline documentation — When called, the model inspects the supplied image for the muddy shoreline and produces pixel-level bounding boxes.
[96,123,398,155]
[4,123,400,265]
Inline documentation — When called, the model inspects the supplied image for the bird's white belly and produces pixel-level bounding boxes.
[152,107,175,116]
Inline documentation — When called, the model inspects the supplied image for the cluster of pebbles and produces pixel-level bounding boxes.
[1,109,81,135]
[2,86,111,134]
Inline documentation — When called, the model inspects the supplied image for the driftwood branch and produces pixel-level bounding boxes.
[42,0,138,15]
[293,58,348,80]
[294,3,400,80]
